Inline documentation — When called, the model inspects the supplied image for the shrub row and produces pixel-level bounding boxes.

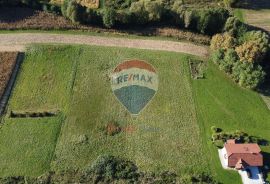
[59,0,230,35]
[211,127,268,148]
[10,110,59,118]
[0,0,232,36]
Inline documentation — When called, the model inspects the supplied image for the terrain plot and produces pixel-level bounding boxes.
[0,45,269,184]
[1,45,207,177]
[192,62,270,184]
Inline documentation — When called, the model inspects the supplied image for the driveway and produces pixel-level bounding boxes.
[238,167,265,184]
[0,33,209,57]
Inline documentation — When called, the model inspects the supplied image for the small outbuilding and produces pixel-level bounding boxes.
[220,139,263,170]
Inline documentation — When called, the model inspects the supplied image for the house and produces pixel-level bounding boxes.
[220,139,263,170]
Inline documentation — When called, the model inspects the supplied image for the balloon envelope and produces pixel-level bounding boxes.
[111,60,158,115]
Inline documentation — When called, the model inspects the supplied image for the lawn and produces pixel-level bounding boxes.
[0,116,63,177]
[191,62,270,183]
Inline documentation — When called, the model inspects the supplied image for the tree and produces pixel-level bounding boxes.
[102,7,116,28]
[238,31,270,62]
[231,62,265,89]
[61,0,84,23]
[129,1,149,25]
[219,49,238,74]
[224,17,247,37]
[211,48,225,65]
[143,0,163,22]
[236,41,263,63]
[210,33,236,51]
[197,8,229,35]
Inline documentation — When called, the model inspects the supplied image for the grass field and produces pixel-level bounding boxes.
[1,45,207,177]
[0,45,269,183]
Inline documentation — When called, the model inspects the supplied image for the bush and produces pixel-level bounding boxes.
[196,8,230,35]
[232,62,265,89]
[85,155,139,182]
[183,10,196,30]
[236,41,264,63]
[224,17,247,37]
[143,0,163,22]
[211,49,225,66]
[210,33,236,51]
[102,7,116,28]
[219,49,238,73]
[129,1,149,25]
[237,31,270,62]
[61,0,85,23]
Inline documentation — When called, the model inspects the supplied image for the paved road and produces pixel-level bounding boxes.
[0,33,208,57]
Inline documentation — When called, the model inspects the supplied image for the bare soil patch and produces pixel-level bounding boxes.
[0,7,78,30]
[0,52,18,98]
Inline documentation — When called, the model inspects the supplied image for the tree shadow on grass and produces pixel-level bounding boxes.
[257,61,270,97]
[0,7,35,23]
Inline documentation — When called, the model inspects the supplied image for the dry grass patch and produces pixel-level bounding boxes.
[0,52,18,98]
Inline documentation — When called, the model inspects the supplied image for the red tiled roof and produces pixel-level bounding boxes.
[225,143,261,155]
[225,143,263,167]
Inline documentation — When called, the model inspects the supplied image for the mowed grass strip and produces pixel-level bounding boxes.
[9,45,82,113]
[191,62,270,184]
[0,116,63,177]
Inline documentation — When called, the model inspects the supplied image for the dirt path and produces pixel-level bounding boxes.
[0,33,208,57]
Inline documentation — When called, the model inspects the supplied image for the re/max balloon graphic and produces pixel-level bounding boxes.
[111,60,158,115]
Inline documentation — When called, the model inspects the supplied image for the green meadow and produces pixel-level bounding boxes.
[0,45,269,183]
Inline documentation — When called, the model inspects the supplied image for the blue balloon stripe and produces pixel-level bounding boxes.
[113,85,156,115]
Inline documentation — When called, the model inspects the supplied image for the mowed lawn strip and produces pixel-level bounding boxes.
[52,46,207,174]
[191,62,270,184]
[0,116,63,177]
[8,45,82,113]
